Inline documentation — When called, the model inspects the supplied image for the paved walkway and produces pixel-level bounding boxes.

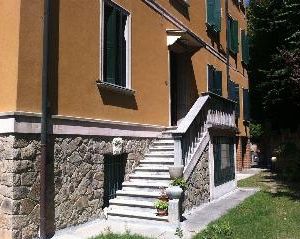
[52,188,258,239]
[236,167,266,181]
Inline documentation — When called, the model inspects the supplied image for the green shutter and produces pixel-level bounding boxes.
[214,0,221,32]
[228,81,240,117]
[207,0,215,27]
[243,89,250,120]
[227,18,232,52]
[214,70,222,96]
[234,83,240,117]
[245,34,250,64]
[241,30,246,62]
[208,65,214,92]
[242,30,249,64]
[232,20,239,54]
[105,6,118,84]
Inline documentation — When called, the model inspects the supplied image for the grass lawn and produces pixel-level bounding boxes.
[194,171,300,239]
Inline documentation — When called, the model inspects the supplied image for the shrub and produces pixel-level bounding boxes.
[250,123,264,142]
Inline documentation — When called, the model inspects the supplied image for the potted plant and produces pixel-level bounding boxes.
[166,177,186,200]
[170,177,187,190]
[154,200,168,216]
[158,187,169,202]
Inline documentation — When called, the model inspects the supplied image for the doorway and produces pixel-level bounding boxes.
[169,50,198,126]
[103,154,127,208]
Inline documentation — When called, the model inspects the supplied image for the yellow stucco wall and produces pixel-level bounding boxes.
[0,0,21,112]
[2,0,249,134]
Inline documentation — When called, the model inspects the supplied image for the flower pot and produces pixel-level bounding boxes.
[156,209,168,216]
[166,186,183,200]
[169,165,184,179]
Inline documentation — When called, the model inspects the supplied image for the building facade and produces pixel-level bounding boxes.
[0,0,251,238]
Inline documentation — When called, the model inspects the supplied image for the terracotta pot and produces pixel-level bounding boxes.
[156,209,168,216]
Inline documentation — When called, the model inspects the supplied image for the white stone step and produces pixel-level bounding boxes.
[129,174,170,180]
[110,205,157,214]
[134,166,169,172]
[149,147,174,152]
[122,181,169,191]
[116,190,160,197]
[123,181,169,188]
[139,159,174,165]
[145,153,174,158]
[153,139,174,143]
[108,209,168,222]
[110,198,154,209]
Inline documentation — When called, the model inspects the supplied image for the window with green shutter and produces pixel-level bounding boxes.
[228,80,240,117]
[227,17,239,54]
[213,137,235,186]
[103,1,129,87]
[243,88,250,121]
[208,65,222,96]
[206,0,221,32]
[241,30,250,64]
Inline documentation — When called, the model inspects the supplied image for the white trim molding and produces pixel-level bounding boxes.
[0,112,165,138]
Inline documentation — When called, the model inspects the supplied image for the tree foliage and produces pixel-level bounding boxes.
[248,0,300,130]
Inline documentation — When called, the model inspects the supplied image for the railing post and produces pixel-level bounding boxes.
[173,134,183,166]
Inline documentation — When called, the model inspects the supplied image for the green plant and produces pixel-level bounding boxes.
[154,200,168,210]
[170,177,187,189]
[250,123,264,142]
[175,227,183,238]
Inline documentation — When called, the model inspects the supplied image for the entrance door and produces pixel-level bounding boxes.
[103,154,126,208]
[170,51,198,126]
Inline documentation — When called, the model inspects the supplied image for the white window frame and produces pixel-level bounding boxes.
[100,0,132,90]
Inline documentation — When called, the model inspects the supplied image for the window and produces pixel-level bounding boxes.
[241,30,250,64]
[102,1,130,88]
[213,137,235,186]
[227,17,239,54]
[208,65,222,96]
[243,88,250,121]
[206,0,221,32]
[228,80,240,117]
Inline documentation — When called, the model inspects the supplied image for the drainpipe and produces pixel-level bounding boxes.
[40,0,51,238]
[225,0,230,94]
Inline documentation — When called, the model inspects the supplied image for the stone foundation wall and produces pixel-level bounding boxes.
[183,145,210,211]
[0,134,153,239]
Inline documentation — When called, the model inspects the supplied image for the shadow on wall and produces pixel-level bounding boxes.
[97,87,138,110]
[169,0,190,20]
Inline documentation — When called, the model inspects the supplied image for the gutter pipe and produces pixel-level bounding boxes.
[40,0,51,238]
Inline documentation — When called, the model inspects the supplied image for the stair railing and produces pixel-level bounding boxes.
[171,92,236,168]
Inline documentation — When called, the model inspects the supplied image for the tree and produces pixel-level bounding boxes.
[247,0,300,130]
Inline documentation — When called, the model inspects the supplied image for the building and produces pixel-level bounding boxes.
[0,0,251,238]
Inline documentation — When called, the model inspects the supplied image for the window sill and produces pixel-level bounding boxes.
[96,81,135,96]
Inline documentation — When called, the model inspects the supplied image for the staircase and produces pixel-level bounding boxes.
[107,93,237,222]
[107,137,174,222]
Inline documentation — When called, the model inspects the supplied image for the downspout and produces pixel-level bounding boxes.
[40,0,51,238]
[225,0,230,94]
